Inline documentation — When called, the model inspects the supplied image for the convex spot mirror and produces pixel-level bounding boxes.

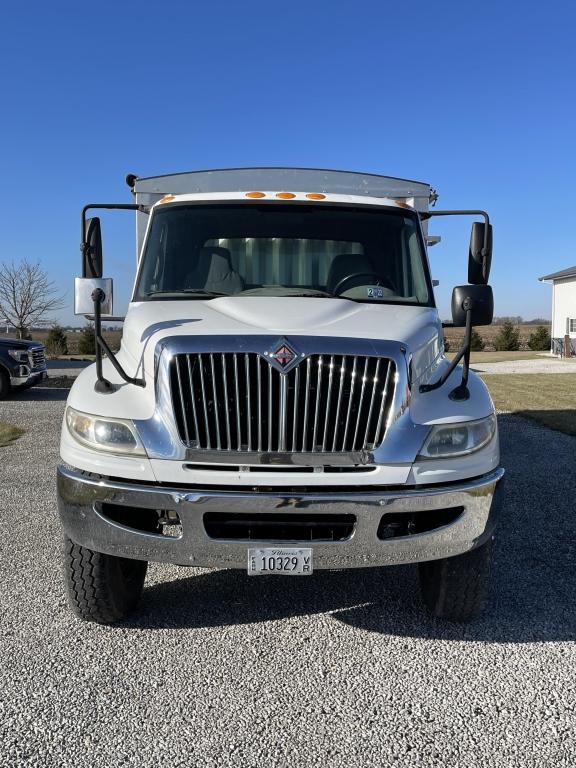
[451,284,493,327]
[83,217,103,279]
[468,222,493,285]
[74,277,114,316]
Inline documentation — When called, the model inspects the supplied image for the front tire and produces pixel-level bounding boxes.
[418,538,493,621]
[64,537,147,624]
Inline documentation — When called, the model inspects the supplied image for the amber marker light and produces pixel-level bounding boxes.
[159,194,176,204]
[276,192,296,199]
[245,191,266,198]
[305,193,326,200]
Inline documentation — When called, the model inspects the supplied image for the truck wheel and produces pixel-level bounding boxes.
[64,537,148,624]
[418,538,492,622]
[0,367,10,400]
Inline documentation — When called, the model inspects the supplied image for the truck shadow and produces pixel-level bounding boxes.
[10,386,70,402]
[128,412,575,642]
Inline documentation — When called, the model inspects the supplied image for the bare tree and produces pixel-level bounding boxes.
[0,259,65,339]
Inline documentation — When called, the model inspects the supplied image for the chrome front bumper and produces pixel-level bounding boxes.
[11,369,48,386]
[57,465,504,569]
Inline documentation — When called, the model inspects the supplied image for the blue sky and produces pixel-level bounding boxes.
[0,0,574,325]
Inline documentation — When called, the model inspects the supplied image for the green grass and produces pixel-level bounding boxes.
[483,374,576,435]
[0,422,25,447]
[447,350,546,363]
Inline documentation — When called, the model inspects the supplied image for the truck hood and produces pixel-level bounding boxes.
[0,338,42,350]
[120,297,442,383]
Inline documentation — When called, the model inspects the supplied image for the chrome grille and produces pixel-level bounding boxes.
[170,352,396,453]
[30,347,46,368]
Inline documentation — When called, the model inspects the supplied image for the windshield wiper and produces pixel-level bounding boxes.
[145,289,230,299]
[286,292,335,298]
[236,287,335,298]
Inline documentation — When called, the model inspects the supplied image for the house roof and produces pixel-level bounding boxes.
[539,265,576,281]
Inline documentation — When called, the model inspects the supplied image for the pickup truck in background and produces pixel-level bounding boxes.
[58,168,504,625]
[0,337,47,398]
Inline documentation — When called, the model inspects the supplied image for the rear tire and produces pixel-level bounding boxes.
[64,537,147,624]
[418,538,493,621]
[0,367,10,400]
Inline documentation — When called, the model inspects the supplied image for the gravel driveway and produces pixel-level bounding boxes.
[0,387,575,767]
[473,357,576,375]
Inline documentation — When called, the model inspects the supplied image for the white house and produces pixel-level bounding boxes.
[539,265,576,354]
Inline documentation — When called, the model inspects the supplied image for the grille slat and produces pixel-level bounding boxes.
[363,358,381,448]
[186,355,201,441]
[170,351,396,454]
[352,357,370,451]
[233,354,242,450]
[312,355,323,452]
[291,366,300,452]
[209,354,221,450]
[374,363,394,446]
[342,356,358,451]
[322,355,335,452]
[221,354,232,448]
[257,357,263,452]
[267,364,273,451]
[174,356,190,445]
[30,348,46,368]
[245,354,252,451]
[198,354,211,449]
[332,356,347,451]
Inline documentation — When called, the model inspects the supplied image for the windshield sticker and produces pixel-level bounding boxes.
[367,286,384,298]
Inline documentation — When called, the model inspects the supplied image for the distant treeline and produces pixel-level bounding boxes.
[442,317,550,326]
[492,317,550,325]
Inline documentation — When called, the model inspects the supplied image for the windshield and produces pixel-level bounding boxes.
[134,204,432,305]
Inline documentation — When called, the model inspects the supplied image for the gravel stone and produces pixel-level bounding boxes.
[0,387,575,767]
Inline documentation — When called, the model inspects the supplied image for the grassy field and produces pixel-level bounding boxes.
[444,323,550,352]
[0,422,24,447]
[448,350,547,363]
[484,374,576,435]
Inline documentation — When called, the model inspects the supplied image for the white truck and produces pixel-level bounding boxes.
[58,168,503,624]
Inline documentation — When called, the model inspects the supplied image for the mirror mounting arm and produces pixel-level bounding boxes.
[81,203,148,246]
[420,300,474,401]
[92,289,145,394]
[421,209,491,256]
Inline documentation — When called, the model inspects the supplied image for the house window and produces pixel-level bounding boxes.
[567,318,576,333]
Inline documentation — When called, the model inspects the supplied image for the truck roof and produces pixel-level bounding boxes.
[132,167,434,202]
[131,167,437,257]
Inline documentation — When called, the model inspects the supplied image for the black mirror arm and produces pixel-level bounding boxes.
[80,203,149,252]
[92,289,145,394]
[421,209,491,256]
[420,302,473,400]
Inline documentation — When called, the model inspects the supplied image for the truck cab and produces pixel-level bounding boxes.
[58,168,503,624]
[0,337,47,399]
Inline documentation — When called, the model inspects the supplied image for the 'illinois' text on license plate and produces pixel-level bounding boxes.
[248,548,313,575]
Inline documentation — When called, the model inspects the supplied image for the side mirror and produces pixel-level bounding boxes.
[468,222,493,285]
[82,217,103,278]
[452,284,493,327]
[74,277,113,316]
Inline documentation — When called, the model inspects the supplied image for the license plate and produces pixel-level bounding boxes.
[248,548,313,575]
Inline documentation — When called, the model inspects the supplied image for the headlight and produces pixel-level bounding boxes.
[8,349,29,362]
[66,406,146,456]
[418,414,496,459]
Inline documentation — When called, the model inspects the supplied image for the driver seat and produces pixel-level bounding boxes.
[326,253,376,294]
[186,246,244,294]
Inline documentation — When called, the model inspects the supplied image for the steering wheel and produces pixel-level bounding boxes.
[332,272,396,296]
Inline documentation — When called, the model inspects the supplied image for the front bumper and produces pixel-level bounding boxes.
[57,465,504,569]
[11,368,48,387]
